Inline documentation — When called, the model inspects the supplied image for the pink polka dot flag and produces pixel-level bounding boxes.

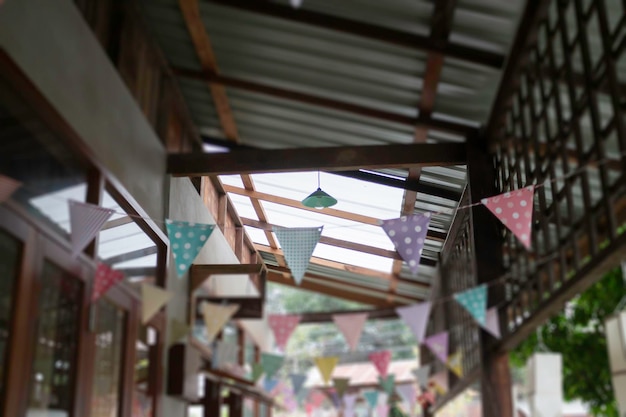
[268,314,301,350]
[332,312,368,351]
[481,185,535,249]
[92,263,124,301]
[369,350,391,378]
[381,213,431,275]
[423,331,448,364]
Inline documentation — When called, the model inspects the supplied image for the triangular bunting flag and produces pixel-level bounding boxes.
[69,200,114,258]
[429,371,448,394]
[314,356,338,385]
[263,377,279,393]
[481,185,535,249]
[332,377,350,398]
[332,313,367,352]
[378,375,395,395]
[91,263,124,302]
[251,363,265,382]
[396,384,416,410]
[273,226,322,284]
[363,390,378,409]
[168,319,190,345]
[261,353,284,379]
[369,350,391,378]
[395,302,432,344]
[454,284,488,326]
[343,393,358,410]
[376,404,389,417]
[201,302,240,344]
[378,392,389,406]
[0,175,21,203]
[423,332,448,364]
[268,314,301,350]
[165,220,215,278]
[290,373,307,394]
[141,283,174,323]
[412,365,431,388]
[212,339,238,369]
[328,390,341,409]
[381,213,431,274]
[446,350,463,377]
[483,307,501,339]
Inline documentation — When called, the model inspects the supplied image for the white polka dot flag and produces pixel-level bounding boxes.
[423,331,448,364]
[446,350,463,377]
[0,174,21,203]
[395,301,432,344]
[201,302,240,344]
[314,356,338,385]
[381,213,431,275]
[332,312,368,351]
[261,353,285,379]
[453,284,487,326]
[482,185,535,249]
[369,350,392,378]
[484,307,502,339]
[273,226,322,285]
[268,314,301,350]
[69,200,115,258]
[141,283,174,324]
[91,263,124,302]
[289,373,307,395]
[165,220,215,278]
[412,364,431,388]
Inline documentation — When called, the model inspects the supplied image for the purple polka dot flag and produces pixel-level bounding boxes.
[166,220,215,278]
[395,301,432,344]
[481,185,535,250]
[453,284,488,326]
[273,226,322,285]
[423,331,448,365]
[69,200,115,258]
[268,314,301,351]
[381,213,431,275]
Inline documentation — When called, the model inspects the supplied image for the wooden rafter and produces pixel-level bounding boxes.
[173,67,475,136]
[297,307,399,324]
[202,0,504,69]
[167,143,467,176]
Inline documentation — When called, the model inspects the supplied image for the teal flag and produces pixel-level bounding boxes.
[454,284,488,326]
[273,226,322,284]
[251,363,264,382]
[261,353,284,378]
[363,390,379,408]
[165,220,215,278]
[378,375,395,395]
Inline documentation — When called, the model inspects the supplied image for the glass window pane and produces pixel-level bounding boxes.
[0,228,22,413]
[27,261,83,417]
[91,298,125,417]
[133,324,156,417]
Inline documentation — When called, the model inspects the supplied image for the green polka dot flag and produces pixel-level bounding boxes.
[453,284,488,326]
[273,226,322,285]
[165,219,215,278]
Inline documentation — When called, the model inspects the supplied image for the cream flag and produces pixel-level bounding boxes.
[141,284,173,324]
[202,302,240,344]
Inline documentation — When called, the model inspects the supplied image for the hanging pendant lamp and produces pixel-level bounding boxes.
[301,172,337,208]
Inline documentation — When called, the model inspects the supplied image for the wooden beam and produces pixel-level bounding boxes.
[267,271,402,307]
[242,217,438,267]
[179,0,239,141]
[174,67,475,135]
[103,245,158,265]
[196,297,263,319]
[202,0,504,68]
[298,307,399,324]
[168,143,467,176]
[190,263,264,291]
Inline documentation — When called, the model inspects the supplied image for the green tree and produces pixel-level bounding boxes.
[510,267,626,416]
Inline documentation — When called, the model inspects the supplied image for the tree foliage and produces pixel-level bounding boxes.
[510,267,626,416]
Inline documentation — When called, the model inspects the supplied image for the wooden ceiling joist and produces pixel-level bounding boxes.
[297,307,399,324]
[202,0,504,69]
[168,143,467,176]
[174,67,475,135]
[242,217,438,268]
[190,263,265,292]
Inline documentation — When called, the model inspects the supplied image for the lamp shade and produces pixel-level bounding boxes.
[301,188,337,208]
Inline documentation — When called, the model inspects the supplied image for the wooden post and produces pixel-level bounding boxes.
[467,130,512,417]
[204,378,221,417]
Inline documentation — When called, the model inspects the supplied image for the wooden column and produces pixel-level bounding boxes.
[204,378,222,417]
[467,130,512,417]
[227,391,243,417]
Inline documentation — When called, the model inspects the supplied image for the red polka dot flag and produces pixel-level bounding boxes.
[268,314,301,351]
[369,350,391,378]
[481,185,535,250]
[92,263,124,302]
